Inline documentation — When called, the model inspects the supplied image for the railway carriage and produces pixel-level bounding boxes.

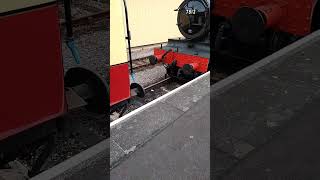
[0,0,107,174]
[110,0,144,114]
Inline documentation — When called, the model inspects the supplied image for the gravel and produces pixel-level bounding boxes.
[130,64,167,87]
[40,109,107,171]
[58,0,108,20]
[62,29,108,80]
[124,80,182,116]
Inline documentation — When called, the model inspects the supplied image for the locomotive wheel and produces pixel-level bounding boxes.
[64,67,109,114]
[166,60,179,78]
[182,64,195,76]
[148,55,158,65]
[231,7,266,44]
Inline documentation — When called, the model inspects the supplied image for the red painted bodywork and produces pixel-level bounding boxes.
[255,4,282,28]
[213,0,317,36]
[110,63,131,106]
[0,4,65,141]
[154,48,209,73]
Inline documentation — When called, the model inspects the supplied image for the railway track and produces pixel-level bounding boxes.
[144,77,172,91]
[110,77,183,121]
[130,43,166,71]
[58,0,109,35]
[60,10,109,27]
[131,58,153,71]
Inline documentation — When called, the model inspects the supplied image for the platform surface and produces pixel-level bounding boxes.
[67,158,108,180]
[224,98,320,180]
[110,73,210,179]
[212,30,320,179]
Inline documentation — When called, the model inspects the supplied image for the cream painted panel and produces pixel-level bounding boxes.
[1,0,55,13]
[110,0,128,65]
[126,0,182,47]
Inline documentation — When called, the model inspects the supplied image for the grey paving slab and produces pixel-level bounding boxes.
[231,140,255,159]
[241,123,278,147]
[67,158,108,180]
[224,98,320,179]
[162,75,210,112]
[110,102,184,168]
[212,149,237,177]
[111,93,210,180]
[110,140,125,168]
[111,102,184,150]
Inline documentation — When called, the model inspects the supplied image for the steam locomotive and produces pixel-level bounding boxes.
[213,0,320,66]
[150,0,210,79]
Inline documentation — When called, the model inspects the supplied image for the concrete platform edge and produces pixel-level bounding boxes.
[31,139,109,180]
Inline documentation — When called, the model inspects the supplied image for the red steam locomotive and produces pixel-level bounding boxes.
[213,0,320,65]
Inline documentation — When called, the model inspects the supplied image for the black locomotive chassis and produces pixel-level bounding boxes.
[212,16,301,66]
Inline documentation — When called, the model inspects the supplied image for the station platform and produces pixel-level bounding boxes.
[212,30,320,179]
[110,72,210,179]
